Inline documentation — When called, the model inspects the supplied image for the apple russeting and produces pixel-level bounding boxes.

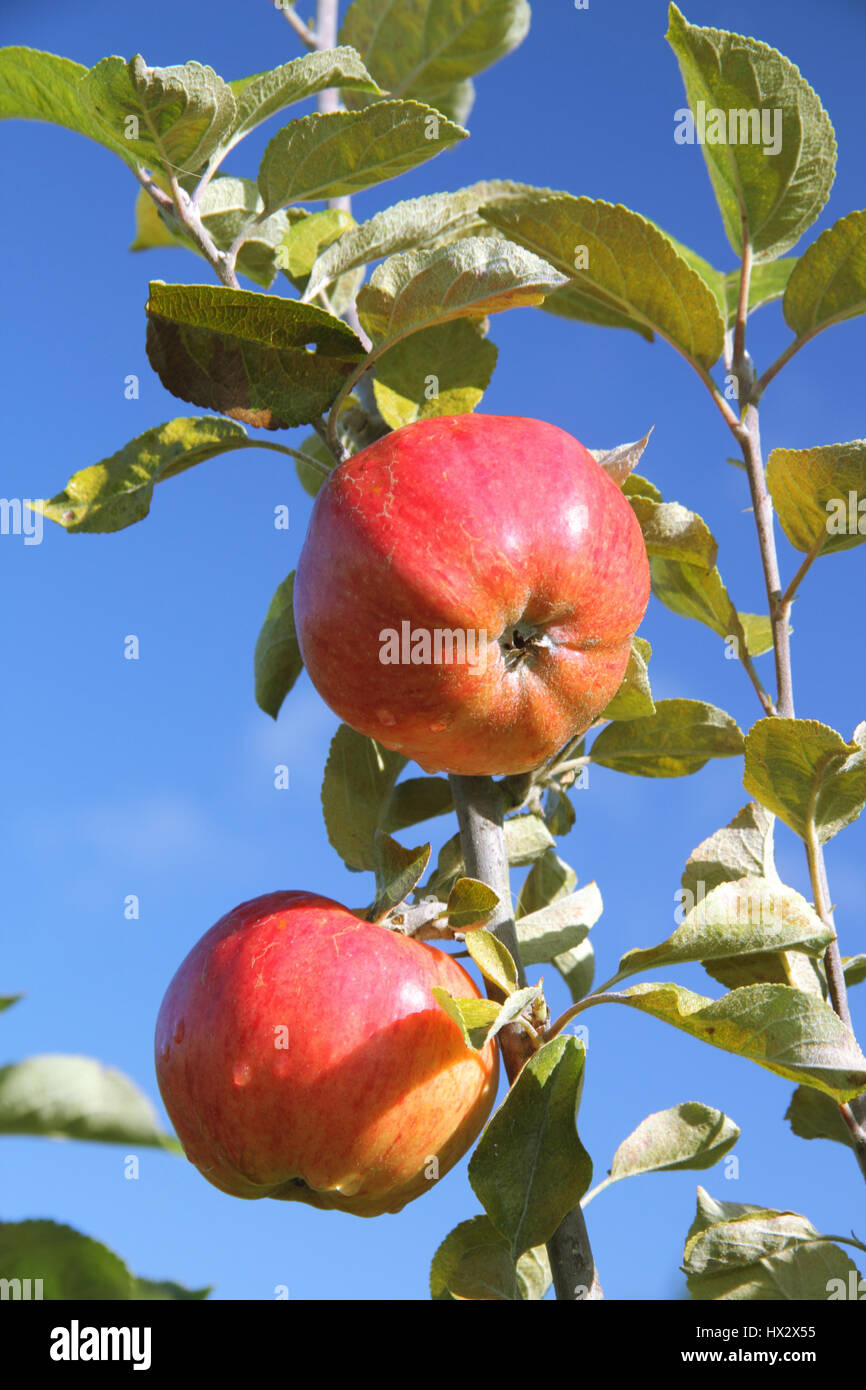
[154,891,499,1216]
[294,413,650,776]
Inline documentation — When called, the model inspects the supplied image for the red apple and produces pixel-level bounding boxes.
[154,891,498,1216]
[294,413,650,775]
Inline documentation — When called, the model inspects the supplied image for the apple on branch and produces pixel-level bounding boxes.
[294,414,651,776]
[155,892,499,1216]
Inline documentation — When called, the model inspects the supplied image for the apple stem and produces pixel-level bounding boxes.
[449,772,603,1301]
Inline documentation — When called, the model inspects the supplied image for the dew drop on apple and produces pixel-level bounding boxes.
[232,1061,253,1087]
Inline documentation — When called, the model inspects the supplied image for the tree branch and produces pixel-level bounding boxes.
[734,406,794,719]
[728,293,866,1186]
[135,167,240,289]
[275,1,318,49]
[449,773,603,1301]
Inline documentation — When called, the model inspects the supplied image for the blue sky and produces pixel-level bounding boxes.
[1,0,864,1301]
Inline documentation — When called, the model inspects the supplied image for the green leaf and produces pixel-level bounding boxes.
[339,0,530,126]
[589,430,654,488]
[373,318,498,429]
[0,1220,134,1299]
[785,1085,856,1151]
[666,4,836,261]
[464,929,518,994]
[83,55,236,180]
[615,876,833,984]
[623,473,663,503]
[469,1036,592,1257]
[257,101,467,215]
[424,832,465,900]
[608,981,866,1102]
[305,179,537,299]
[743,717,866,844]
[32,416,255,535]
[668,240,798,324]
[515,1243,553,1301]
[383,775,453,832]
[684,1189,861,1301]
[371,833,431,916]
[515,851,596,999]
[554,938,596,1005]
[515,883,603,969]
[628,497,718,569]
[146,283,365,430]
[608,1102,740,1182]
[651,556,736,637]
[504,813,555,865]
[683,801,778,905]
[130,185,183,252]
[600,637,655,722]
[228,46,382,147]
[516,849,576,917]
[132,1276,211,1300]
[321,725,406,872]
[542,785,575,836]
[430,1215,550,1301]
[736,612,774,657]
[254,572,302,720]
[766,440,866,556]
[0,995,21,1014]
[278,208,355,288]
[687,1186,767,1237]
[678,812,826,995]
[650,556,772,658]
[446,878,499,932]
[706,951,825,997]
[0,1054,177,1147]
[537,283,654,340]
[591,698,744,778]
[481,192,725,368]
[431,989,501,1050]
[357,236,566,346]
[0,1218,205,1301]
[486,987,542,1040]
[783,209,866,336]
[293,432,335,498]
[0,47,134,165]
[844,955,866,988]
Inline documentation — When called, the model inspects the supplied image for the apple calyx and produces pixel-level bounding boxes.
[498,618,554,670]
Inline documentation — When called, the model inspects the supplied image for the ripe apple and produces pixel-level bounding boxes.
[154,891,499,1216]
[294,413,650,775]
